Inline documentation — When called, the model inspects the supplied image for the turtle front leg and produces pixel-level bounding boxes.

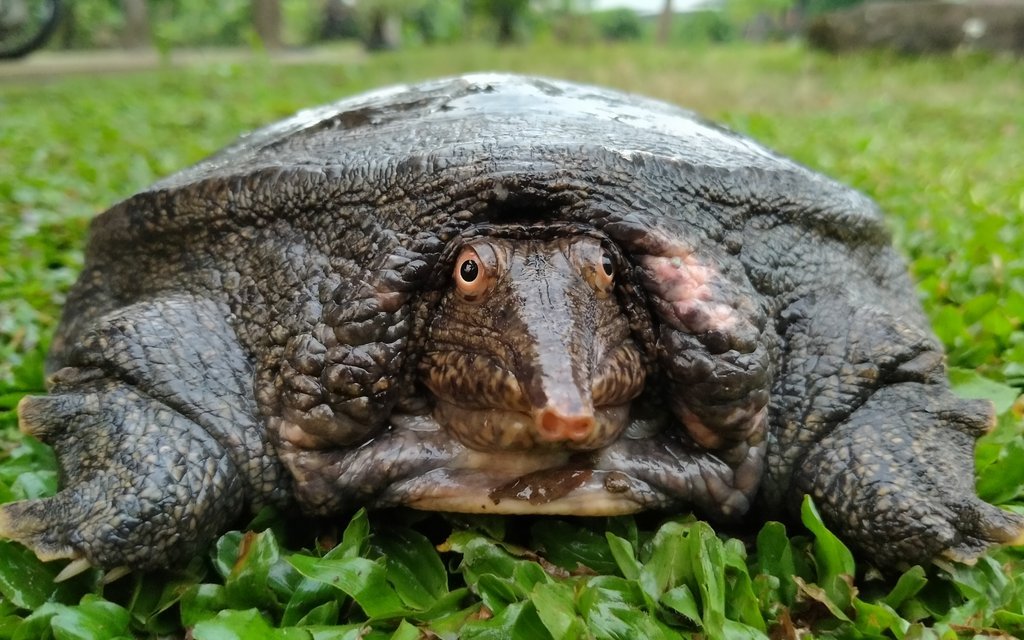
[611,224,774,520]
[0,296,288,571]
[774,292,1024,566]
[796,382,1024,566]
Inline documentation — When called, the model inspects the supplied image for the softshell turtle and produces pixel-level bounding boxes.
[2,74,1021,574]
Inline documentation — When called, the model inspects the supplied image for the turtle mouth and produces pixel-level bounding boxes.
[433,401,631,452]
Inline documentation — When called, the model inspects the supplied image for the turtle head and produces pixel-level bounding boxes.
[420,234,646,452]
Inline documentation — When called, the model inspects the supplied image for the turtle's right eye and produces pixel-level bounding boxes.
[454,248,491,300]
[459,260,479,282]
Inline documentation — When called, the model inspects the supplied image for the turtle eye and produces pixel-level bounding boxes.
[596,251,615,289]
[601,253,614,278]
[454,247,490,299]
[460,260,479,282]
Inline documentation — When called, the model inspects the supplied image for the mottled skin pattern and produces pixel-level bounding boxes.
[1,74,1021,574]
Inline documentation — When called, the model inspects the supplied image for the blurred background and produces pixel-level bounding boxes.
[1,0,1022,65]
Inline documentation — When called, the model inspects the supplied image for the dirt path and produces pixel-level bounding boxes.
[0,45,365,82]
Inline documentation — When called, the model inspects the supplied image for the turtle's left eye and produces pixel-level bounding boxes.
[454,247,491,300]
[595,251,615,289]
[460,260,479,282]
[601,253,614,278]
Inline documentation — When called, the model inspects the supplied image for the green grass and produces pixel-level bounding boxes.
[1,42,1023,638]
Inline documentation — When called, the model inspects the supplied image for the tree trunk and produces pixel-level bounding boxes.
[121,0,151,49]
[657,0,673,44]
[253,0,282,50]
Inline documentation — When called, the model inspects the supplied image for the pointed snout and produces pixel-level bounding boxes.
[534,405,596,443]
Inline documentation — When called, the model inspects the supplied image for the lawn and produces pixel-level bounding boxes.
[1,42,1023,638]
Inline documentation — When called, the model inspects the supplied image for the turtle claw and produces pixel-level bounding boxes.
[940,500,1024,564]
[54,556,94,583]
[0,496,80,563]
[102,565,132,584]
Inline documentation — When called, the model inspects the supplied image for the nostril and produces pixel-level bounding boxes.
[536,408,595,442]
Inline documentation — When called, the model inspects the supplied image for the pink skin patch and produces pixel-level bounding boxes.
[639,244,737,334]
[638,234,767,454]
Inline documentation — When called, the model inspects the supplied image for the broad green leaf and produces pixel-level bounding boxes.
[939,555,1010,603]
[280,536,354,630]
[530,581,585,639]
[387,619,421,640]
[578,577,675,640]
[721,538,765,632]
[418,587,471,621]
[305,626,368,640]
[994,608,1024,635]
[638,521,692,604]
[288,554,410,620]
[660,585,700,625]
[852,598,909,638]
[720,619,769,640]
[0,540,57,610]
[123,562,209,635]
[800,496,855,611]
[294,600,339,626]
[49,595,132,640]
[13,601,61,640]
[688,522,727,637]
[511,562,549,594]
[976,438,1024,504]
[447,531,550,605]
[336,510,371,559]
[460,600,554,640]
[446,532,520,583]
[883,565,928,609]
[472,574,521,614]
[605,532,640,581]
[222,530,286,611]
[948,367,1020,414]
[190,608,308,640]
[180,584,229,627]
[753,522,797,606]
[280,577,338,628]
[373,527,448,610]
[531,520,619,574]
[424,602,488,636]
[793,577,850,622]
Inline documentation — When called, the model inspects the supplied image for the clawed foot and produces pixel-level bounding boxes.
[0,374,245,572]
[796,382,1024,568]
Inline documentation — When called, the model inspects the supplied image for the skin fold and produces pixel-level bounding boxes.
[0,74,1020,574]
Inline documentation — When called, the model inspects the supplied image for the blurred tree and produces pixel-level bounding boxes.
[253,0,282,48]
[722,0,795,35]
[799,0,862,17]
[656,0,672,44]
[674,10,736,44]
[410,0,468,44]
[321,0,359,40]
[121,0,151,48]
[594,8,645,41]
[357,0,410,50]
[471,0,530,43]
[539,0,598,44]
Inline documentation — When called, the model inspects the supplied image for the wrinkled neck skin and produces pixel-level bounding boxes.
[420,235,645,453]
